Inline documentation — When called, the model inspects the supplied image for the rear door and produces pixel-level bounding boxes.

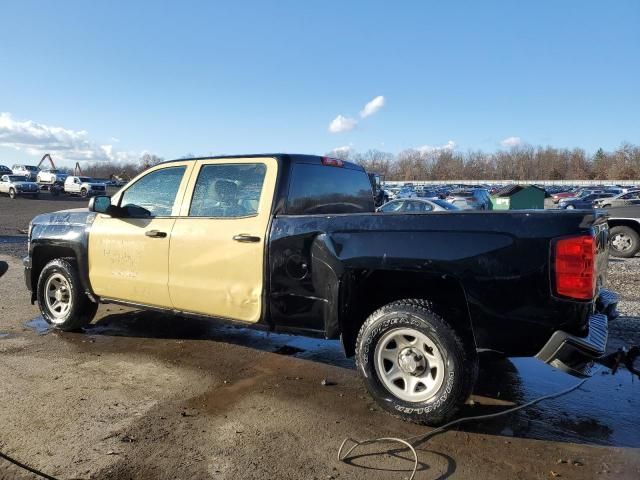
[168,157,278,322]
[88,162,193,307]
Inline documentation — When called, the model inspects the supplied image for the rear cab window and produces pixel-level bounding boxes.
[286,163,374,214]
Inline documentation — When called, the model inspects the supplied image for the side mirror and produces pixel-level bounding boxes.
[89,195,112,214]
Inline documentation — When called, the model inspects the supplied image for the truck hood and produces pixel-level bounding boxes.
[31,208,94,228]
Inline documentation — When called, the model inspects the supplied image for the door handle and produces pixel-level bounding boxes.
[145,230,167,238]
[233,234,261,243]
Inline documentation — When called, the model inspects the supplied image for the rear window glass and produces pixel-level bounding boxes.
[286,164,374,215]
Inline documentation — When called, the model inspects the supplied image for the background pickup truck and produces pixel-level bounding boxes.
[63,176,107,197]
[24,154,618,425]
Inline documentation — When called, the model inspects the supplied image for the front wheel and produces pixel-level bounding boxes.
[37,259,98,331]
[80,188,88,198]
[609,226,640,258]
[356,299,477,425]
[9,188,16,199]
[565,205,575,209]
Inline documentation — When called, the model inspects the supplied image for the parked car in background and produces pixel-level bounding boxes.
[37,168,69,184]
[594,190,640,209]
[11,164,39,181]
[446,188,492,210]
[395,186,418,199]
[377,198,460,213]
[558,192,615,209]
[0,174,39,199]
[0,165,12,175]
[551,191,577,203]
[64,176,107,197]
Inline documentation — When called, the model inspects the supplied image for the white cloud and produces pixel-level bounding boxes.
[331,145,352,154]
[0,112,140,164]
[416,140,456,153]
[500,136,522,147]
[328,114,357,133]
[360,95,385,118]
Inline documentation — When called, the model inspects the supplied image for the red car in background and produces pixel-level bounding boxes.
[551,191,578,204]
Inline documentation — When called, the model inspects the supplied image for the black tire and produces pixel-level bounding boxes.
[355,299,477,426]
[609,226,640,258]
[37,259,98,331]
[9,188,16,199]
[80,188,88,198]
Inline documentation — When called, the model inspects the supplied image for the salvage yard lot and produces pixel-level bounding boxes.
[1,193,639,479]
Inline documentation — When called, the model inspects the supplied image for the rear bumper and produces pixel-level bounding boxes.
[535,289,619,377]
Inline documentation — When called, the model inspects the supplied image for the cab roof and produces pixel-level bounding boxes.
[160,153,364,171]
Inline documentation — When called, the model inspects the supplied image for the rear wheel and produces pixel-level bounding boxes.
[37,259,98,331]
[356,299,477,425]
[566,205,575,210]
[609,226,640,258]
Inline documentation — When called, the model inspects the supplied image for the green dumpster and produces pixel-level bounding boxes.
[491,185,545,210]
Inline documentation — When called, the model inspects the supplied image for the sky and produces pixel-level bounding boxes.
[0,0,638,167]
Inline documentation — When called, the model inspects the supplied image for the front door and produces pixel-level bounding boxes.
[168,157,278,322]
[88,163,193,307]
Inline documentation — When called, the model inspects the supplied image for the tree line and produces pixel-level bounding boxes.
[330,143,640,181]
[75,143,640,182]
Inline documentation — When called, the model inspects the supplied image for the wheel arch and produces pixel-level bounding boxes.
[339,269,476,357]
[608,218,640,235]
[30,243,95,303]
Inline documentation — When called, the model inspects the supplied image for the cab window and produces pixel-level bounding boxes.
[189,163,266,218]
[119,166,186,217]
[286,164,374,214]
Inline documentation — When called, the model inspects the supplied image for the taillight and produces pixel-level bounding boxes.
[321,157,344,167]
[554,235,596,300]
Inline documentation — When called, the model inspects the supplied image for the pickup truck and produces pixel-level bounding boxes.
[24,154,619,425]
[64,176,107,197]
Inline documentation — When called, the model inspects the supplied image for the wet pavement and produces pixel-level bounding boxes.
[0,235,26,244]
[24,309,640,449]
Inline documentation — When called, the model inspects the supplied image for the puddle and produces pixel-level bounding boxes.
[24,317,52,335]
[83,310,355,369]
[0,235,27,244]
[273,345,305,355]
[464,356,639,448]
[0,332,10,339]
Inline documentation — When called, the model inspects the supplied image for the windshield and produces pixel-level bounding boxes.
[78,177,93,182]
[25,166,38,171]
[431,199,460,210]
[379,201,404,212]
